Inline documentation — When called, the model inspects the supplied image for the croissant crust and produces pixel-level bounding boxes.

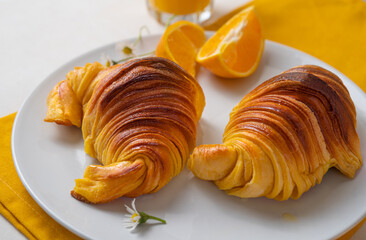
[188,65,362,200]
[45,57,205,203]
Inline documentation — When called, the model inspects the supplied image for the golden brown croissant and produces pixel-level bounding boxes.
[188,65,362,200]
[45,57,205,203]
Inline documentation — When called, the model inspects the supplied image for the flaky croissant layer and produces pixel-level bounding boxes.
[188,65,362,201]
[45,57,205,203]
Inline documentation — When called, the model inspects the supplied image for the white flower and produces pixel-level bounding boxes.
[123,199,166,232]
[124,199,141,231]
[115,26,150,56]
[115,41,135,56]
[100,53,112,67]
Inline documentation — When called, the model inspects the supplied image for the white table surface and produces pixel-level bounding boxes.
[1,0,365,239]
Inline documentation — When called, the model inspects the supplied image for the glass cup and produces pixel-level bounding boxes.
[146,0,213,25]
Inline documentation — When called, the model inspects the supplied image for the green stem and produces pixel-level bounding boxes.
[139,211,167,224]
[146,214,167,224]
[132,25,150,47]
[112,50,156,65]
[165,14,178,28]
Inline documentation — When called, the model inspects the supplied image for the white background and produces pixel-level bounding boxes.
[1,0,365,239]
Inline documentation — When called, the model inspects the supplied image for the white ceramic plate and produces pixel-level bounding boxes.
[12,34,366,240]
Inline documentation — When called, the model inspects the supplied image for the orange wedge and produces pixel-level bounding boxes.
[197,6,264,78]
[156,20,206,77]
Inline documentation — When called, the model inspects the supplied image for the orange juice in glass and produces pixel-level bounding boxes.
[147,0,213,25]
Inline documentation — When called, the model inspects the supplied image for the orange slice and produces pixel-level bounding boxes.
[156,20,206,77]
[197,6,264,78]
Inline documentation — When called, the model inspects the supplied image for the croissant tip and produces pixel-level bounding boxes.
[70,190,95,204]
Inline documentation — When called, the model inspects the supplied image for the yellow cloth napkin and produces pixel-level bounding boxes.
[204,0,366,239]
[0,113,81,240]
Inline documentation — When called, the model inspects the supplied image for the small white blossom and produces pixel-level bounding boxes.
[102,26,154,66]
[123,199,166,232]
[100,53,112,67]
[124,199,141,231]
[115,26,150,56]
[115,41,135,56]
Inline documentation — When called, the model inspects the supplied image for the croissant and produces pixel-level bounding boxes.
[188,65,362,200]
[45,57,205,203]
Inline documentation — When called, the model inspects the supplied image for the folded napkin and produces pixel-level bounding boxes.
[0,113,81,240]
